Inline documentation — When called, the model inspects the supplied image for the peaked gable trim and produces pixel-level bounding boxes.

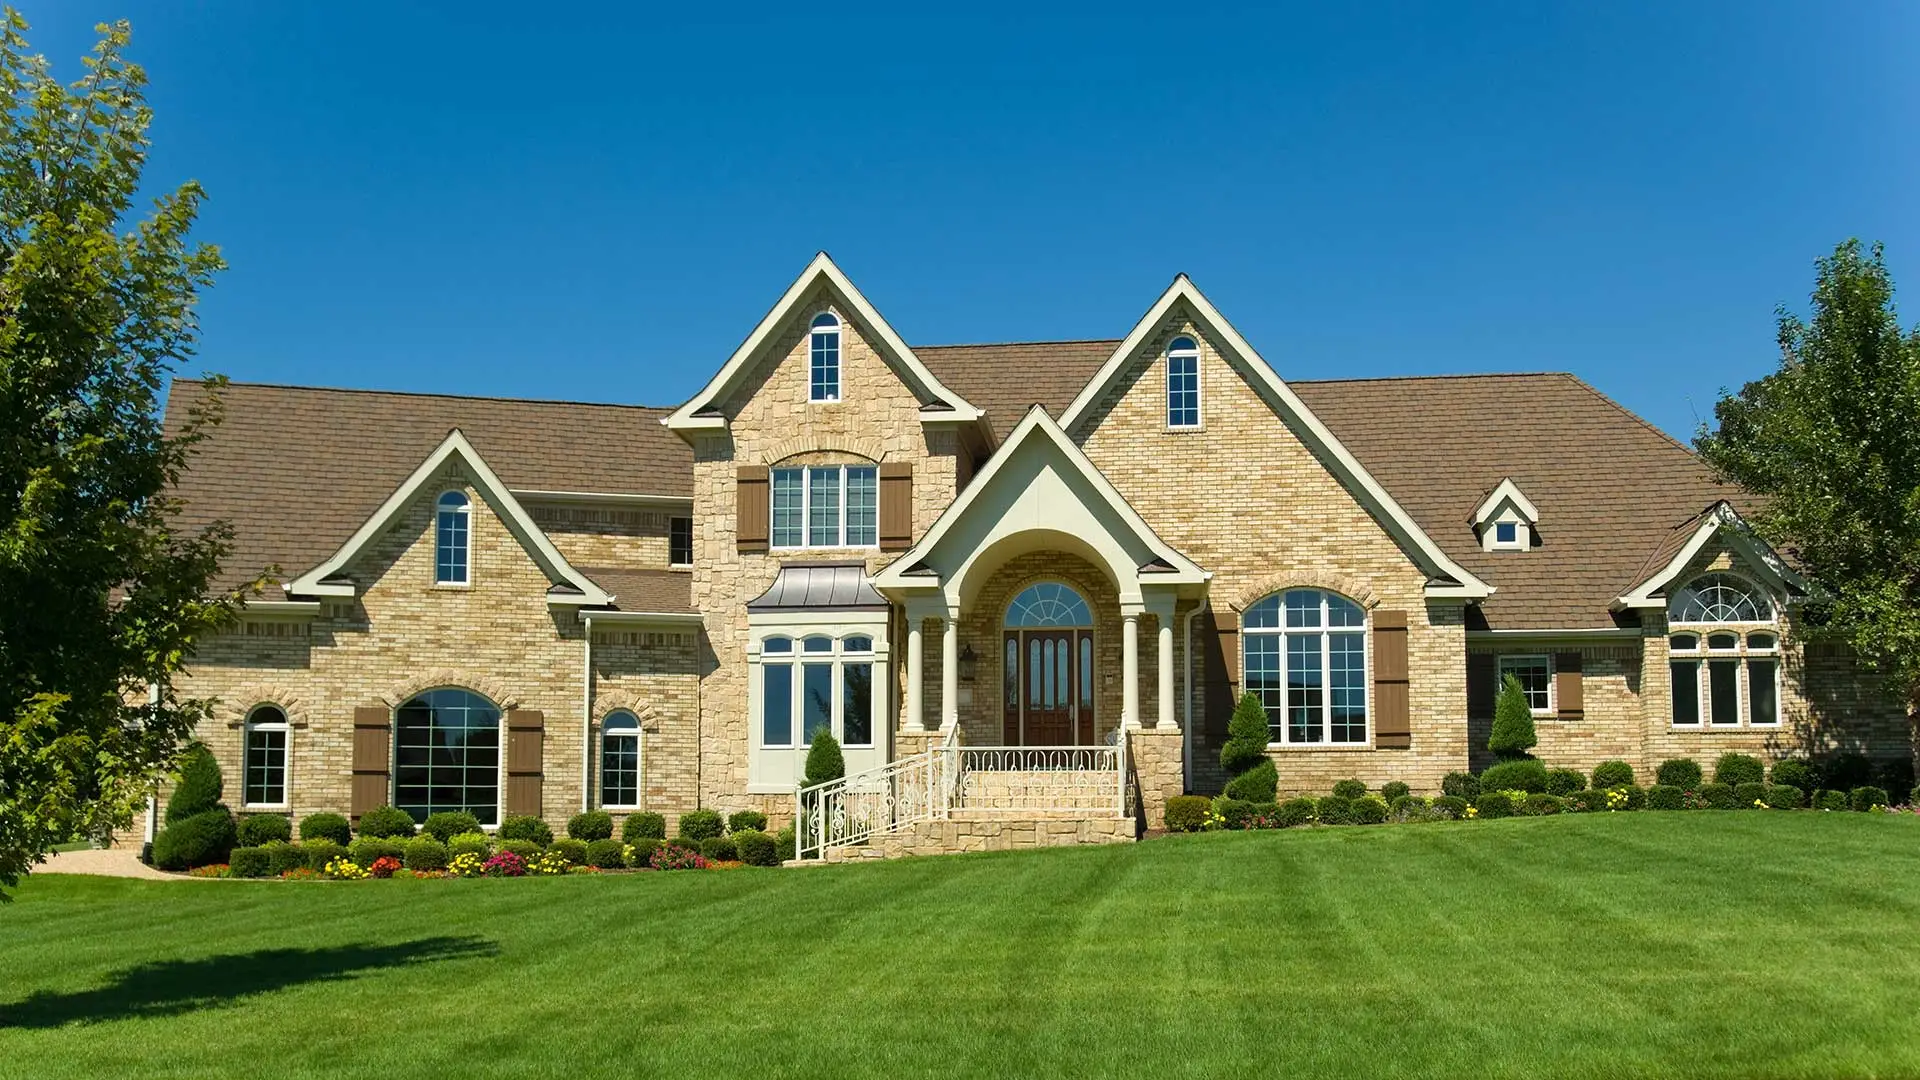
[284,429,612,606]
[1613,502,1806,611]
[664,252,982,433]
[1058,276,1493,599]
[872,405,1207,592]
[1473,478,1540,526]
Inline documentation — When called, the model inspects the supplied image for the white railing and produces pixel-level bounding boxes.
[950,746,1124,815]
[794,747,946,861]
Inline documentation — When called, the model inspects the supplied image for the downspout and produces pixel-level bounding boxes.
[144,683,161,860]
[580,614,594,813]
[1181,607,1199,794]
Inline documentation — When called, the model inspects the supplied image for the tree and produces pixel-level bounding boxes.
[1697,240,1920,720]
[803,728,846,788]
[0,12,240,898]
[1220,691,1271,776]
[1488,674,1537,759]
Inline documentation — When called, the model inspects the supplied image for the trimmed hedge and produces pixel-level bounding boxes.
[1546,769,1585,796]
[1224,759,1278,803]
[1381,781,1411,803]
[165,744,224,824]
[678,809,724,842]
[734,829,781,866]
[1770,759,1815,792]
[357,805,416,839]
[1656,758,1703,789]
[567,811,614,841]
[1714,753,1765,787]
[1276,797,1317,828]
[1851,786,1889,812]
[1700,783,1738,810]
[1734,781,1766,808]
[622,812,666,843]
[1617,785,1646,810]
[499,815,554,846]
[1441,772,1481,799]
[728,810,769,834]
[1315,795,1356,825]
[404,837,449,871]
[302,839,345,870]
[1816,789,1851,812]
[700,836,738,862]
[1647,785,1685,810]
[153,809,235,870]
[1474,792,1515,819]
[1213,797,1256,830]
[1479,759,1549,794]
[1591,761,1635,790]
[237,814,291,847]
[1352,796,1389,825]
[499,838,541,859]
[549,838,589,865]
[1521,793,1566,816]
[265,842,307,876]
[448,832,490,860]
[229,846,271,878]
[1821,753,1873,791]
[626,837,662,868]
[1165,795,1210,833]
[349,837,405,867]
[299,813,352,846]
[1566,789,1607,813]
[1430,795,1469,820]
[585,838,626,869]
[1331,779,1368,800]
[1764,784,1803,810]
[775,825,796,858]
[422,811,483,843]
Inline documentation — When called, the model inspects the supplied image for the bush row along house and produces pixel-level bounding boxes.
[129,253,1912,852]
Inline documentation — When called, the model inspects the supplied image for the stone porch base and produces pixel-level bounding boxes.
[820,812,1136,862]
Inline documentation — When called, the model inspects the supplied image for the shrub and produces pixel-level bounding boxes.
[1430,795,1469,819]
[152,808,236,870]
[1488,674,1537,758]
[1714,753,1765,787]
[1441,772,1481,799]
[727,810,769,834]
[1546,769,1585,796]
[367,855,402,879]
[1913,785,1920,808]
[734,830,781,866]
[626,837,663,868]
[349,837,405,867]
[1770,759,1815,792]
[1647,785,1685,810]
[1566,789,1607,813]
[1700,783,1738,810]
[483,850,527,877]
[448,852,485,877]
[1734,781,1766,808]
[1479,759,1549,794]
[585,838,626,869]
[1617,785,1646,810]
[1474,792,1515,819]
[498,815,553,846]
[164,744,224,824]
[549,838,589,865]
[299,812,352,846]
[1815,789,1851,811]
[623,812,667,842]
[1220,691,1271,776]
[401,837,448,871]
[1331,779,1368,800]
[422,811,483,843]
[1389,794,1425,813]
[653,842,707,870]
[1315,795,1356,825]
[447,832,490,860]
[700,836,738,862]
[237,814,290,847]
[678,809,725,842]
[1276,797,1317,827]
[1351,796,1389,824]
[1389,796,1433,823]
[1591,761,1635,790]
[567,810,614,841]
[803,728,846,788]
[1764,784,1804,810]
[1212,797,1256,830]
[1381,781,1411,803]
[302,839,345,870]
[1165,795,1211,833]
[265,842,308,875]
[1223,759,1278,803]
[1521,793,1565,816]
[1875,758,1916,802]
[774,825,796,858]
[356,805,416,839]
[1245,802,1282,828]
[527,849,571,875]
[499,838,541,860]
[228,846,271,878]
[1820,752,1872,791]
[1850,786,1889,812]
[1656,758,1703,789]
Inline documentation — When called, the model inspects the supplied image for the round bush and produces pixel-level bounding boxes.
[622,812,667,843]
[1770,759,1814,792]
[1225,759,1279,803]
[356,805,416,839]
[1430,795,1469,819]
[1331,779,1367,800]
[1700,782,1738,810]
[1822,753,1873,790]
[1245,802,1282,829]
[1733,781,1766,808]
[1315,795,1355,825]
[700,836,738,862]
[1212,797,1256,830]
[265,842,307,875]
[1714,753,1765,787]
[585,838,626,868]
[228,846,271,878]
[498,815,554,846]
[1441,772,1481,799]
[1479,759,1549,794]
[1850,786,1889,811]
[1164,795,1211,833]
[153,808,236,870]
[1389,796,1433,823]
[1618,784,1646,810]
[774,825,796,858]
[1764,784,1803,810]
[403,837,449,871]
[1351,796,1388,824]
[302,839,345,870]
[1656,759,1703,789]
[626,837,663,868]
[1546,769,1585,796]
[349,837,405,867]
[1874,758,1914,801]
[678,809,725,842]
[728,810,769,834]
[1380,781,1411,803]
[1566,789,1606,813]
[548,838,589,865]
[1521,793,1565,816]
[299,812,352,846]
[237,814,291,847]
[499,838,541,859]
[1591,761,1635,790]
[1474,792,1515,819]
[422,811,483,843]
[447,831,490,860]
[733,829,781,867]
[164,744,225,824]
[1388,794,1425,813]
[1647,784,1685,810]
[567,810,614,841]
[1816,789,1850,812]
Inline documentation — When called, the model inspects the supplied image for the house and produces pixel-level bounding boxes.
[132,254,1911,855]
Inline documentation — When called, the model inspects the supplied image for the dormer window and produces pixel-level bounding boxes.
[809,313,841,402]
[1494,521,1517,545]
[1166,336,1200,429]
[1473,478,1539,552]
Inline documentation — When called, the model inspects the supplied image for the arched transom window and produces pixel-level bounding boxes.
[1667,574,1779,729]
[435,491,470,585]
[242,705,289,809]
[600,710,641,809]
[394,688,500,824]
[1669,573,1772,623]
[1166,336,1200,429]
[1005,582,1093,628]
[809,312,841,402]
[1243,589,1368,744]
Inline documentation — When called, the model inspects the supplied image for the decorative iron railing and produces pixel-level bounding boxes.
[949,747,1123,814]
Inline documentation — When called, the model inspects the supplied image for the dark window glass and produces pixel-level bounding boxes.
[1495,521,1517,544]
[1287,634,1323,742]
[244,708,287,806]
[762,664,792,746]
[1748,660,1777,726]
[842,663,872,746]
[435,492,469,584]
[1671,660,1699,725]
[802,664,833,742]
[669,517,692,566]
[1709,660,1740,726]
[393,689,500,825]
[600,713,641,807]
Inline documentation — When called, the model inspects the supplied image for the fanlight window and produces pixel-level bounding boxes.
[394,688,500,824]
[1669,574,1771,623]
[1242,589,1368,744]
[1005,582,1093,628]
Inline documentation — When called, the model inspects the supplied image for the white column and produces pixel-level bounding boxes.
[1157,615,1176,730]
[1122,611,1140,729]
[905,618,925,732]
[941,609,959,732]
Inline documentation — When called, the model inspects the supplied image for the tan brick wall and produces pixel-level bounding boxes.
[532,505,681,569]
[590,626,702,835]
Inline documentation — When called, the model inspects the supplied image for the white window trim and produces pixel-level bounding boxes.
[1497,653,1555,716]
[434,489,472,587]
[1668,625,1781,729]
[1241,591,1371,748]
[1165,336,1202,431]
[770,465,879,551]
[240,705,291,811]
[668,516,694,568]
[809,312,842,403]
[390,690,506,828]
[745,616,889,791]
[598,713,644,811]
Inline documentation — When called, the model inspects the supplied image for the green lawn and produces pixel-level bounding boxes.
[3,813,1918,1079]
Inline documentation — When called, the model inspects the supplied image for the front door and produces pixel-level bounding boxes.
[1003,629,1095,745]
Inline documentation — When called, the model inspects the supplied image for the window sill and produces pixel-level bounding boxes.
[241,804,289,812]
[1165,424,1204,434]
[431,582,472,591]
[1264,742,1375,752]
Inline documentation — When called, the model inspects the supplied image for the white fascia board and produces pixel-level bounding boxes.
[239,599,322,619]
[663,252,982,434]
[1467,627,1642,642]
[1473,478,1539,526]
[1059,276,1493,600]
[580,610,705,627]
[285,429,612,606]
[1612,502,1805,610]
[511,489,693,509]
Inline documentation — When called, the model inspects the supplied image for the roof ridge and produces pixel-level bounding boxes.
[193,380,677,413]
[913,338,1123,350]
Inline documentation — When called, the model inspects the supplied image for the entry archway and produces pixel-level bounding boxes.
[1003,582,1096,745]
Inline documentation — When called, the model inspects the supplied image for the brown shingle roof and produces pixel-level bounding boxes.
[915,340,1117,441]
[579,567,695,614]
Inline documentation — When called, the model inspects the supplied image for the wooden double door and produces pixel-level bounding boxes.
[1002,629,1096,746]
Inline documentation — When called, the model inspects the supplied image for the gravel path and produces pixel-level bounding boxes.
[37,847,184,881]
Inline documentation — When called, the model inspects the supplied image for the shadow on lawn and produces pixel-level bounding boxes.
[0,935,498,1028]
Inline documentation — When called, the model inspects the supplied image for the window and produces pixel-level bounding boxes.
[669,517,693,567]
[809,313,840,402]
[759,634,876,748]
[242,706,289,808]
[1670,574,1771,622]
[1498,655,1552,713]
[435,491,470,584]
[1495,521,1517,545]
[1242,589,1367,744]
[394,689,500,825]
[1669,575,1781,728]
[771,465,878,549]
[1006,582,1094,627]
[1166,336,1199,428]
[598,711,642,808]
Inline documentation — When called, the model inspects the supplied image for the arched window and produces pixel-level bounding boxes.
[1242,589,1368,744]
[435,491,470,584]
[600,711,641,809]
[1006,582,1093,627]
[1166,336,1200,429]
[1667,574,1778,729]
[394,688,500,824]
[242,705,289,808]
[810,312,841,402]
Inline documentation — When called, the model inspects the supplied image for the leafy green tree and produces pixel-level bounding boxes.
[0,13,239,898]
[1220,691,1272,776]
[1697,240,1920,719]
[1488,674,1537,759]
[803,728,846,788]
[162,744,221,824]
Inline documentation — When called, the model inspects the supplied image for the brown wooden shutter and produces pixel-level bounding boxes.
[878,462,914,550]
[1554,652,1584,720]
[350,706,390,819]
[505,709,544,817]
[1372,610,1411,749]
[1467,653,1497,719]
[1203,607,1240,737]
[736,466,769,553]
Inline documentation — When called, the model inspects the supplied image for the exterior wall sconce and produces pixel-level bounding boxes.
[958,644,977,682]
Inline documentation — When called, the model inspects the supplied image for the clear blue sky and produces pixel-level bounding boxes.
[34,1,1920,439]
